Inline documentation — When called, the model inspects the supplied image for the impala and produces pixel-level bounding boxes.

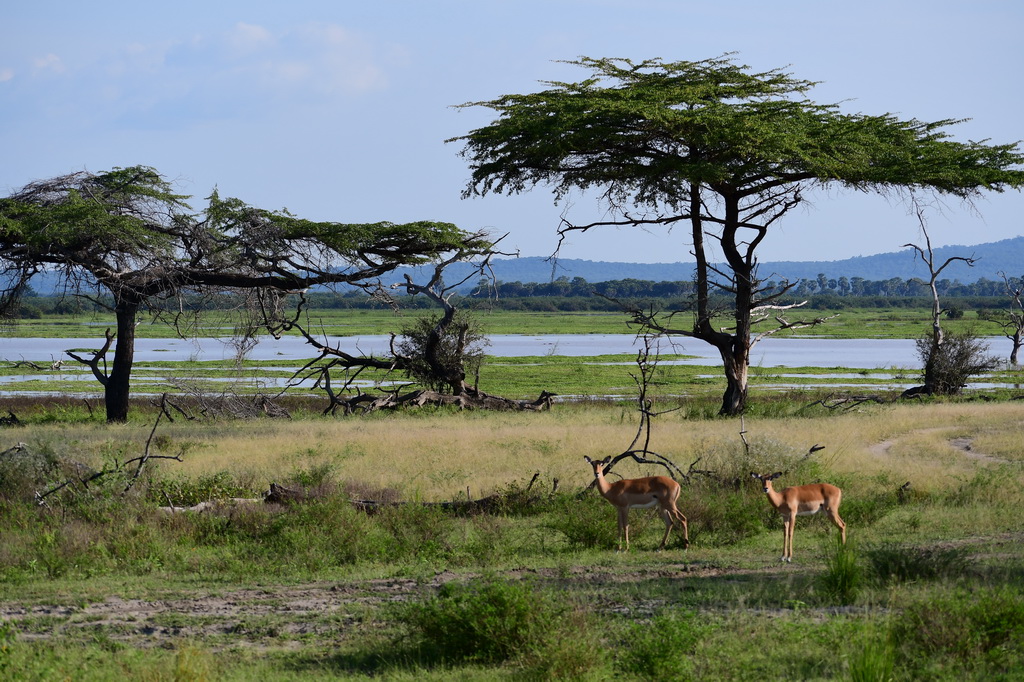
[751,472,846,562]
[585,455,689,551]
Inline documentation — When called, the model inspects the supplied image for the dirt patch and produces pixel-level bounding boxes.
[0,561,770,651]
[869,428,1008,464]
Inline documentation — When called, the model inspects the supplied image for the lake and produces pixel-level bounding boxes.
[0,334,964,369]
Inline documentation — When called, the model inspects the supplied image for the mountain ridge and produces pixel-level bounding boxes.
[24,236,1022,294]
[412,235,1024,286]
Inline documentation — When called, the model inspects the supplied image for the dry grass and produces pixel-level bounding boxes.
[10,400,1022,501]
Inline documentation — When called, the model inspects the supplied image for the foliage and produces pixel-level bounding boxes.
[892,587,1024,670]
[545,492,620,550]
[453,56,1024,202]
[397,576,601,677]
[0,444,64,503]
[616,610,709,680]
[0,619,15,676]
[396,308,489,393]
[865,543,970,585]
[846,630,896,682]
[914,329,1001,395]
[149,471,258,508]
[452,53,1024,416]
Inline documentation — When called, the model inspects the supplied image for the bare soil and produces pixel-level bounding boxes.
[0,561,769,651]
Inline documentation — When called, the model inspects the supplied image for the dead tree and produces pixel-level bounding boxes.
[286,245,557,413]
[583,334,712,496]
[997,271,1024,365]
[902,219,998,396]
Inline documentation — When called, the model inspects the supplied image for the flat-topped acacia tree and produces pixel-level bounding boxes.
[450,55,1024,415]
[0,166,491,422]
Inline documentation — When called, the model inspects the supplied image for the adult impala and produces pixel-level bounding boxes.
[585,456,689,551]
[751,472,846,562]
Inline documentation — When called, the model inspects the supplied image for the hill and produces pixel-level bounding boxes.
[396,235,1024,287]
[23,236,1023,295]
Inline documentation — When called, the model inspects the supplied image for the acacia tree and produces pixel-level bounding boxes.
[450,55,1024,415]
[0,166,489,422]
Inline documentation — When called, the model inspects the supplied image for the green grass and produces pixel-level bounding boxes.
[1,308,1023,678]
[2,305,1012,339]
[1,401,1023,679]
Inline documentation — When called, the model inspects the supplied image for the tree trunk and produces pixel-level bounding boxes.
[688,184,752,416]
[105,299,138,423]
[719,340,750,416]
[717,195,754,417]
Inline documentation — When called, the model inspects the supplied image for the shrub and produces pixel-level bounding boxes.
[684,486,764,546]
[835,491,897,526]
[0,443,63,502]
[617,610,708,680]
[375,502,457,562]
[150,471,256,508]
[914,329,1000,396]
[398,577,598,670]
[892,587,1024,668]
[865,543,970,585]
[545,493,618,550]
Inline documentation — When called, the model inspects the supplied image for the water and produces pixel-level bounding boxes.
[0,334,948,369]
[3,334,1017,397]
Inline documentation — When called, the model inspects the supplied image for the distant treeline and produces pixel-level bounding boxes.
[476,274,1024,300]
[12,274,1024,318]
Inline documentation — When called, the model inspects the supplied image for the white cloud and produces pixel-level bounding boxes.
[228,22,275,53]
[0,68,13,83]
[32,53,65,75]
[220,22,389,96]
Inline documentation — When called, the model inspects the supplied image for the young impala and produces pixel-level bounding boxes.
[751,472,846,562]
[585,456,689,551]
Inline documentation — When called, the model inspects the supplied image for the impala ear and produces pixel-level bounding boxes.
[750,472,760,480]
[584,456,592,464]
[769,472,783,480]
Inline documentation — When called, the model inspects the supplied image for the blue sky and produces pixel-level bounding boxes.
[2,0,1021,265]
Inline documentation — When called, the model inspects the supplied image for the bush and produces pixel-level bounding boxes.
[150,471,256,508]
[617,610,708,680]
[545,493,619,550]
[866,543,970,585]
[914,329,1000,395]
[892,587,1024,669]
[684,486,764,546]
[398,577,600,674]
[0,443,64,503]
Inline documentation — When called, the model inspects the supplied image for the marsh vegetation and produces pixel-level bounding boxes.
[0,398,1022,679]
[1,307,1023,678]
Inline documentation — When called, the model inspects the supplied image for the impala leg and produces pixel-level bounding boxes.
[827,509,847,544]
[665,508,689,550]
[782,516,794,563]
[657,508,672,550]
[678,511,689,549]
[618,507,630,552]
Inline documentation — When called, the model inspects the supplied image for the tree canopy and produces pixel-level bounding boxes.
[0,166,491,421]
[454,55,1022,202]
[450,54,1024,414]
